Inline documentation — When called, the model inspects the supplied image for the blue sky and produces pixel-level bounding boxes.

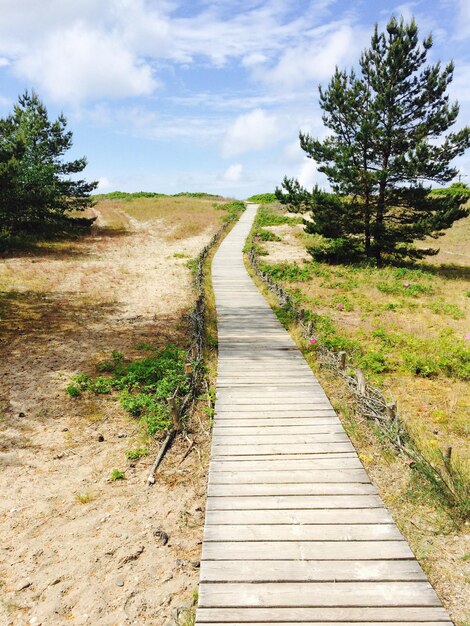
[0,0,469,198]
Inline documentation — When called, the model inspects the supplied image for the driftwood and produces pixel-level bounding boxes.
[147,431,175,485]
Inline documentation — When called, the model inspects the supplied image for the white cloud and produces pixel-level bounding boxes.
[242,53,268,67]
[260,23,366,89]
[0,0,341,104]
[97,176,113,191]
[297,158,320,190]
[222,108,280,156]
[454,0,470,39]
[284,139,303,163]
[223,163,243,182]
[14,24,157,103]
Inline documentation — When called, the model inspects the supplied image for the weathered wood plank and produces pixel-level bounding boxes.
[213,419,342,427]
[197,621,452,626]
[196,608,450,622]
[212,443,356,455]
[207,483,377,496]
[204,523,400,541]
[213,434,351,445]
[209,451,357,463]
[201,540,414,560]
[198,581,439,607]
[200,559,425,582]
[208,469,369,482]
[205,508,394,525]
[212,425,345,435]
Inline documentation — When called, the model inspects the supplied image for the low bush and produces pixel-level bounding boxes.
[68,344,190,435]
[246,193,278,203]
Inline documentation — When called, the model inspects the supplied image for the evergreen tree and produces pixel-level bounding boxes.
[0,91,97,234]
[276,17,470,263]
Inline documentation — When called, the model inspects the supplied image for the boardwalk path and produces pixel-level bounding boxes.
[195,203,451,625]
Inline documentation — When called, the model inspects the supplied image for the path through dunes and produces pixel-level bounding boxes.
[195,203,452,625]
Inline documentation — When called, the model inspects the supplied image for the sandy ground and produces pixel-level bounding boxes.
[0,207,217,625]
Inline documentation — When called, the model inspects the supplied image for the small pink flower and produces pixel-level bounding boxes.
[309,337,317,345]
[403,280,410,287]
[465,332,470,341]
[337,303,344,310]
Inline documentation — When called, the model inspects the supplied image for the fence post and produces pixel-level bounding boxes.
[355,369,366,395]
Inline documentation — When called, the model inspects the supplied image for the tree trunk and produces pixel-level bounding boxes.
[364,193,371,255]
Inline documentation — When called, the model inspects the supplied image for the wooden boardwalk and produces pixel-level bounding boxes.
[195,203,452,625]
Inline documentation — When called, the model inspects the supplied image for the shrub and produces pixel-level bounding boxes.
[253,229,281,242]
[67,344,189,435]
[109,469,125,481]
[125,448,149,460]
[246,193,278,203]
[260,261,312,282]
[255,206,302,227]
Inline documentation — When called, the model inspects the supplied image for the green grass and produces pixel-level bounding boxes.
[260,261,313,282]
[125,447,149,460]
[253,228,282,242]
[109,469,126,481]
[255,205,303,227]
[67,344,191,436]
[215,200,246,222]
[246,193,278,203]
[94,191,223,201]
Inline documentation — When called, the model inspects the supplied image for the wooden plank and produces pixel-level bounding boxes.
[209,458,364,471]
[212,425,345,435]
[198,581,439,607]
[200,559,426,582]
[208,483,377,497]
[216,400,331,407]
[214,410,339,417]
[201,540,413,560]
[212,443,356,455]
[211,454,358,462]
[213,419,341,427]
[205,508,394,525]
[204,523,400,542]
[208,469,369,482]
[211,452,358,461]
[196,607,450,622]
[212,433,350,444]
[198,621,452,626]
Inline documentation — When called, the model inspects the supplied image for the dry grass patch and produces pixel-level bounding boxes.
[96,196,229,241]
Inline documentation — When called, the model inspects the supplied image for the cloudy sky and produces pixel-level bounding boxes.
[0,0,469,198]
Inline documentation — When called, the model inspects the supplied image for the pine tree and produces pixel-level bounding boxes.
[0,91,97,234]
[277,17,470,264]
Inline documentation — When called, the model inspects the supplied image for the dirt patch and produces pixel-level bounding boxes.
[0,203,220,625]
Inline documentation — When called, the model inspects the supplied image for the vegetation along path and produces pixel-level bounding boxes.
[195,203,452,625]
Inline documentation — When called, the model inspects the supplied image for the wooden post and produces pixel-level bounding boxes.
[355,369,366,395]
[443,446,452,472]
[169,398,181,432]
[338,351,347,371]
[386,402,397,421]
